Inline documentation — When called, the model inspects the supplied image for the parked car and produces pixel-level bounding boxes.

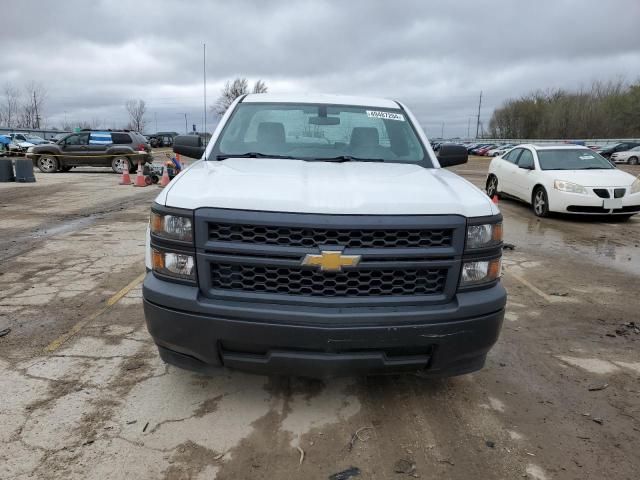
[486,144,640,219]
[7,139,35,154]
[26,130,152,173]
[143,93,506,378]
[7,132,51,145]
[475,144,497,156]
[490,145,515,157]
[611,146,640,165]
[598,142,640,159]
[487,144,514,157]
[147,131,179,148]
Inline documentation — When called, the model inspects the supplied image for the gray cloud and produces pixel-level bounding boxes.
[3,0,639,136]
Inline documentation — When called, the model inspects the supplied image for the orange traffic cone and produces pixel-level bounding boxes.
[159,166,170,187]
[492,194,499,205]
[134,162,147,187]
[119,165,132,185]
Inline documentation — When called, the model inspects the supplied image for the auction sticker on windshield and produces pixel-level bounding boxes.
[366,110,405,121]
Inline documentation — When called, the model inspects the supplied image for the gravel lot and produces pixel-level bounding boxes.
[1,157,639,480]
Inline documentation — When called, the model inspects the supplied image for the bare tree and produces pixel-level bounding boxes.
[18,82,47,128]
[212,78,268,115]
[1,83,21,128]
[252,79,268,94]
[125,99,147,132]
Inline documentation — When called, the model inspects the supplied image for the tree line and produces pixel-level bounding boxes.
[0,76,264,133]
[489,80,640,139]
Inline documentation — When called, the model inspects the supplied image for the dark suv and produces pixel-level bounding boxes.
[27,130,152,173]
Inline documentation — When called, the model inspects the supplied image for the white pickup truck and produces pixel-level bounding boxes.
[143,94,506,377]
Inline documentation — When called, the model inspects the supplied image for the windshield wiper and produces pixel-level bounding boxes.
[215,152,297,160]
[312,155,386,163]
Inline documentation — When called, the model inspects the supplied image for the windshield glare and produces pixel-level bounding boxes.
[213,103,428,164]
[537,149,613,170]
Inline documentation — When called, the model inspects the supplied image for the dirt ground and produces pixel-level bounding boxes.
[1,157,639,480]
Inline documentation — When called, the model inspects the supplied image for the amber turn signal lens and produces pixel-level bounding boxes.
[150,212,164,235]
[487,257,502,280]
[492,223,503,243]
[152,249,165,270]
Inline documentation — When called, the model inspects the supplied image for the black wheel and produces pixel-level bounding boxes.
[628,156,638,165]
[486,175,499,197]
[37,155,59,173]
[111,156,131,174]
[59,165,72,172]
[532,187,549,217]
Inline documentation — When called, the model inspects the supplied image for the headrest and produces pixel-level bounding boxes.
[257,122,285,144]
[350,127,379,148]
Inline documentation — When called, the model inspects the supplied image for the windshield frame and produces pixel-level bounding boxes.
[209,101,433,167]
[537,148,614,171]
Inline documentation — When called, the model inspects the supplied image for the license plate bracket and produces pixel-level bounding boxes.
[603,198,622,209]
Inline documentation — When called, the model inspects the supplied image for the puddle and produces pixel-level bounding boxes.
[504,211,640,276]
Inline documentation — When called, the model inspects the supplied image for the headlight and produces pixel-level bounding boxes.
[27,147,34,153]
[150,211,193,242]
[554,180,587,194]
[466,223,503,250]
[460,258,502,286]
[631,178,640,194]
[152,248,196,281]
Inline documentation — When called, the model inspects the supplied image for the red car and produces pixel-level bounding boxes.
[476,145,497,156]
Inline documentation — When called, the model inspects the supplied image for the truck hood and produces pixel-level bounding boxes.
[160,158,497,217]
[549,168,636,187]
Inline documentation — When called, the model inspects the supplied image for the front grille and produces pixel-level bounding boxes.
[593,189,610,198]
[614,188,625,198]
[208,223,453,249]
[210,263,447,297]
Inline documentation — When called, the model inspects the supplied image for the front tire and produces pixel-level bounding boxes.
[486,175,499,198]
[628,156,638,165]
[37,155,59,173]
[111,156,131,174]
[532,187,550,217]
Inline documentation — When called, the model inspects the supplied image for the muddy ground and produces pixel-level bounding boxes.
[1,158,639,480]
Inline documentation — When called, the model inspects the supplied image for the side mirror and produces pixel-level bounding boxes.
[519,162,534,170]
[437,144,468,167]
[173,135,205,159]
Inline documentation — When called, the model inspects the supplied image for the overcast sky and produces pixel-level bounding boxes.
[3,0,640,137]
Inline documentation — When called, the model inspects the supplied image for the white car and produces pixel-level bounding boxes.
[611,146,640,165]
[487,145,513,157]
[486,144,640,219]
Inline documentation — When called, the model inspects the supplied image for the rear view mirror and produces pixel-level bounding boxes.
[309,116,340,125]
[437,145,468,167]
[173,135,205,159]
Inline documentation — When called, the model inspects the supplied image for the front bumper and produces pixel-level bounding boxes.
[143,273,506,377]
[549,189,640,215]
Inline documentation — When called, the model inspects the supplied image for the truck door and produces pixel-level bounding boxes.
[60,133,91,165]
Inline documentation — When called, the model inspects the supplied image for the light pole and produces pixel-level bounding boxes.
[177,113,188,134]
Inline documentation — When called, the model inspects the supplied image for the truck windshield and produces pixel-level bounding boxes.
[212,103,428,164]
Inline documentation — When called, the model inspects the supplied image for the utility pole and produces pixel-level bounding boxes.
[177,113,188,134]
[475,90,483,139]
[33,91,40,129]
[203,43,207,135]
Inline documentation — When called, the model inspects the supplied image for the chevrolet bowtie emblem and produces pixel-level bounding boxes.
[302,251,361,272]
